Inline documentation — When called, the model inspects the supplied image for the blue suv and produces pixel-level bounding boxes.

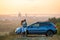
[15,22,57,37]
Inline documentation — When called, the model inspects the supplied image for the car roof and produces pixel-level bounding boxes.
[28,21,52,26]
[33,21,52,24]
[36,21,52,24]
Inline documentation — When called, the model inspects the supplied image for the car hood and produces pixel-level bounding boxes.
[15,27,22,32]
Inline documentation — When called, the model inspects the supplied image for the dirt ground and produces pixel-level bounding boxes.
[7,35,60,40]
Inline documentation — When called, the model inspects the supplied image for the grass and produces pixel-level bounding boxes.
[0,28,60,40]
[56,23,60,35]
[0,20,60,40]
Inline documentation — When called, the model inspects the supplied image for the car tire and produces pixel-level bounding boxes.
[46,31,53,37]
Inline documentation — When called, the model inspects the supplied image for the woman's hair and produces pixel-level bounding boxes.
[21,19,26,25]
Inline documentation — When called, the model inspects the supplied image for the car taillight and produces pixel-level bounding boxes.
[54,26,56,28]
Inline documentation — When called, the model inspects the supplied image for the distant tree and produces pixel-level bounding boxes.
[48,17,57,24]
[18,12,21,26]
[18,12,21,19]
[25,13,27,19]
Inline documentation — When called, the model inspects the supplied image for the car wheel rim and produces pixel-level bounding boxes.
[47,31,53,37]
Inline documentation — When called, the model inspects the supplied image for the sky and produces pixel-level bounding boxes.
[0,0,60,17]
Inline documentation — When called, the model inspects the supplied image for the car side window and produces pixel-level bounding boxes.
[32,23,39,27]
[40,23,49,26]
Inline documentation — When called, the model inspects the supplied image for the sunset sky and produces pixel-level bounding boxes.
[0,0,60,17]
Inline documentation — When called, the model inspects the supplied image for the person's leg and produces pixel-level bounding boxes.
[25,31,28,37]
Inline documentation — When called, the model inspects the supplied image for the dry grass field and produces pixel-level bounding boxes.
[0,18,60,40]
[0,34,60,40]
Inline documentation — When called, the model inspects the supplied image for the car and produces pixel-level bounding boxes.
[15,22,57,37]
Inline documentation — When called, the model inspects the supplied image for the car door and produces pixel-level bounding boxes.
[38,23,48,33]
[27,23,40,34]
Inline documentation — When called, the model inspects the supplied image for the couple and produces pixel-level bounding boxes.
[21,19,27,37]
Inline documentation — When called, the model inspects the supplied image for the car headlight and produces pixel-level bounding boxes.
[15,27,21,32]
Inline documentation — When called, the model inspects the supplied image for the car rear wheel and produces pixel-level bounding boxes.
[46,31,53,37]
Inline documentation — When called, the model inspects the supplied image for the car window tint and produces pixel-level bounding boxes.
[40,23,49,26]
[32,23,39,27]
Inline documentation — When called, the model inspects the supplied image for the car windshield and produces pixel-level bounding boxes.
[27,22,40,27]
